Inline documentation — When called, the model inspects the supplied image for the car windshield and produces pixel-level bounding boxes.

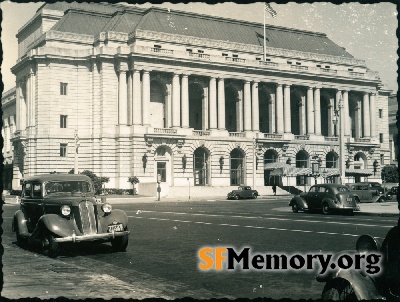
[44,181,93,196]
[336,186,350,192]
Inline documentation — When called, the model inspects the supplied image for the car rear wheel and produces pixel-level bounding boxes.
[378,196,385,203]
[291,203,299,213]
[321,279,356,301]
[234,194,240,200]
[41,233,59,258]
[111,228,129,252]
[322,202,330,215]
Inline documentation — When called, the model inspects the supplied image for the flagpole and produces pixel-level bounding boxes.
[263,4,266,61]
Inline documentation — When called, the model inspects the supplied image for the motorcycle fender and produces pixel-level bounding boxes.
[98,209,129,233]
[319,269,383,300]
[289,196,308,210]
[32,214,76,239]
[12,210,29,237]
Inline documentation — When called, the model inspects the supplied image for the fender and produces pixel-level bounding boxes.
[321,197,336,208]
[318,270,383,300]
[98,209,129,233]
[12,210,30,237]
[31,214,76,239]
[289,196,308,210]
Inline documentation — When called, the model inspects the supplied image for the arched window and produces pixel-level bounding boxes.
[326,152,338,168]
[230,149,244,185]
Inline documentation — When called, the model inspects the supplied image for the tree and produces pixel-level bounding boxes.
[128,176,140,195]
[381,165,399,183]
[80,170,109,194]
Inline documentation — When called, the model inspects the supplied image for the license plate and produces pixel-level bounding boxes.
[107,223,124,232]
[346,197,352,202]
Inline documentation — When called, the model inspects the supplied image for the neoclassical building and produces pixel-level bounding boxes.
[8,2,391,194]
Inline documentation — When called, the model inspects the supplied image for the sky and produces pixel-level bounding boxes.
[1,1,398,94]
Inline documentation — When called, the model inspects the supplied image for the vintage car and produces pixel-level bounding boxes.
[346,182,385,203]
[12,174,130,257]
[289,184,360,215]
[227,186,259,200]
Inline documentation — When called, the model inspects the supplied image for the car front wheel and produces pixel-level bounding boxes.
[41,233,59,258]
[322,202,330,215]
[111,229,129,252]
[291,203,299,213]
[234,194,240,200]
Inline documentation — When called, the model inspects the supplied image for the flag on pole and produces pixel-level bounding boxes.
[264,3,277,18]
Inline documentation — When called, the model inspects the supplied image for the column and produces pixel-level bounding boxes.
[283,84,291,133]
[314,87,321,135]
[268,95,275,133]
[202,88,208,131]
[132,70,142,125]
[307,87,314,134]
[251,82,259,132]
[276,84,284,133]
[26,74,31,127]
[217,78,225,130]
[299,97,306,135]
[16,80,27,131]
[370,93,376,139]
[181,74,189,128]
[243,81,251,131]
[335,90,342,136]
[343,90,350,136]
[142,70,150,125]
[172,73,181,128]
[127,71,132,125]
[3,118,10,151]
[363,92,370,137]
[118,68,128,125]
[327,97,334,137]
[209,77,217,129]
[355,100,361,139]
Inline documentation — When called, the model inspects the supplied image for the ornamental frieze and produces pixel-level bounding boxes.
[133,29,366,67]
[45,30,94,44]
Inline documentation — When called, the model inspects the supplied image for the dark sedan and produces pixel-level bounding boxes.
[289,184,360,215]
[227,186,259,200]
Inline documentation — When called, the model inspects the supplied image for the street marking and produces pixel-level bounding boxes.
[129,216,382,238]
[131,210,393,228]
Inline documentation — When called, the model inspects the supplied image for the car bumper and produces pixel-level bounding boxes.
[54,230,130,243]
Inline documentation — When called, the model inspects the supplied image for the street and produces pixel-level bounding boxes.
[2,197,397,300]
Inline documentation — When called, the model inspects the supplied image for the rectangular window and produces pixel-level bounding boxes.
[379,109,383,118]
[232,54,238,58]
[380,154,384,166]
[186,48,192,52]
[33,183,42,198]
[256,57,261,61]
[325,65,330,69]
[316,64,321,67]
[154,44,161,48]
[157,162,167,182]
[379,133,384,143]
[287,61,292,64]
[348,68,353,71]
[23,183,31,198]
[60,82,68,95]
[222,53,228,57]
[198,50,204,53]
[60,143,67,157]
[265,58,271,62]
[296,62,301,65]
[60,115,67,128]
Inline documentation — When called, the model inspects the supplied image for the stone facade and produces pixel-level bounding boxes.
[7,3,391,192]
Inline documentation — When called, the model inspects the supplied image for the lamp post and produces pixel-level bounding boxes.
[332,95,345,184]
[74,130,80,174]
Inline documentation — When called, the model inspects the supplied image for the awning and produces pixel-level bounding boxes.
[265,162,312,176]
[321,168,340,178]
[345,168,373,176]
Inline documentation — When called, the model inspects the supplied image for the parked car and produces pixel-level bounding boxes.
[12,174,130,257]
[289,184,360,215]
[346,182,385,203]
[385,186,398,200]
[227,186,259,200]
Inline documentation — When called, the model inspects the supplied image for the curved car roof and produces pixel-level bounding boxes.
[23,174,92,182]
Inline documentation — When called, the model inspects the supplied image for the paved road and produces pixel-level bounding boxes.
[2,198,397,300]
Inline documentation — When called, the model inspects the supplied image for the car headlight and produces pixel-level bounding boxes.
[102,203,112,213]
[61,205,71,216]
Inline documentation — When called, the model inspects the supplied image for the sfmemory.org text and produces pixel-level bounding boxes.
[198,247,382,275]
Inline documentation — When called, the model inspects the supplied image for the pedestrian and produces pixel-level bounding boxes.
[272,184,277,196]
